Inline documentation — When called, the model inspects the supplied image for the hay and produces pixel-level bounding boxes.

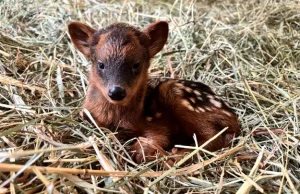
[0,0,299,193]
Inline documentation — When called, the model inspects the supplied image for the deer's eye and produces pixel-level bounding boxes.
[97,61,105,70]
[133,63,141,70]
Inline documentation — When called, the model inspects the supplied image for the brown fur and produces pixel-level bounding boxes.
[68,21,241,164]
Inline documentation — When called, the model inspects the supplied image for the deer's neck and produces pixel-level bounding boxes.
[84,83,147,129]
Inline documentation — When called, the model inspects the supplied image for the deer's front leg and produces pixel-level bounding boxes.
[131,134,171,163]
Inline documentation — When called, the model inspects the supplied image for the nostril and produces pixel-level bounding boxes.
[108,87,127,101]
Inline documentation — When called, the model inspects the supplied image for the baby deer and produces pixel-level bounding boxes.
[68,21,240,164]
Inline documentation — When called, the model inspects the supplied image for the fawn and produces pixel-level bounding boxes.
[68,21,240,164]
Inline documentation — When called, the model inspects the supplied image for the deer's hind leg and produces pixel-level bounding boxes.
[155,79,240,154]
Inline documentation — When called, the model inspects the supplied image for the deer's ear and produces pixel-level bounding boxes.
[144,21,169,57]
[68,22,96,58]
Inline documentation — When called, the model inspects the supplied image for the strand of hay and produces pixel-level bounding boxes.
[0,75,46,93]
[0,145,243,177]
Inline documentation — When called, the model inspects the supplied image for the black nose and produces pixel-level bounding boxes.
[108,87,127,101]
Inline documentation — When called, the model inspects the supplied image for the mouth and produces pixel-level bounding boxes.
[107,98,130,106]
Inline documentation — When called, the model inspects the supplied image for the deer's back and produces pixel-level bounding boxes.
[142,77,240,150]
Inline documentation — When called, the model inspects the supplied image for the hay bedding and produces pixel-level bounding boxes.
[0,0,299,193]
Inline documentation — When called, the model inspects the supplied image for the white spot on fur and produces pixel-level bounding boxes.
[197,96,203,101]
[194,90,201,96]
[197,107,205,112]
[184,87,193,93]
[210,98,222,108]
[187,105,194,111]
[207,95,214,99]
[181,99,190,107]
[189,97,196,104]
[155,112,162,118]
[146,117,153,121]
[182,100,194,111]
[205,107,212,111]
[191,83,197,87]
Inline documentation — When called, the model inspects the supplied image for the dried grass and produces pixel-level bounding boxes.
[0,0,299,193]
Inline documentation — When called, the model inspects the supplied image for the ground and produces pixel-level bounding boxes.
[0,0,299,193]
